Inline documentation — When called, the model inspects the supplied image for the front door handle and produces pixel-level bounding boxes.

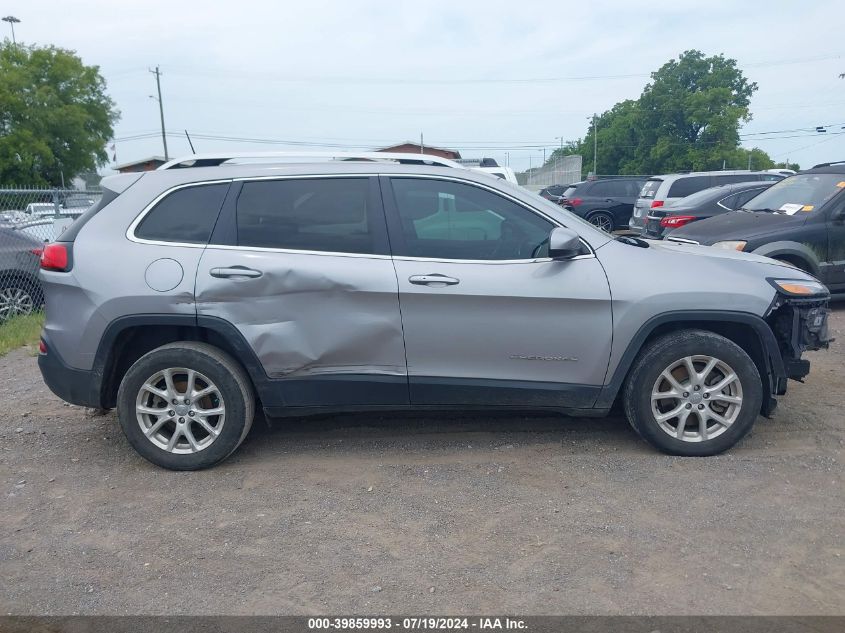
[210,266,263,279]
[408,274,460,286]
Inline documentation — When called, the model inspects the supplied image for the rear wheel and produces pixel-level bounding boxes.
[623,330,762,456]
[116,342,255,470]
[587,211,615,232]
[0,278,40,321]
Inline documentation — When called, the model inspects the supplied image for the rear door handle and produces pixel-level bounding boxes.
[408,274,460,286]
[210,266,263,279]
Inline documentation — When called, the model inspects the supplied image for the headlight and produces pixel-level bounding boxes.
[770,278,829,297]
[712,240,747,251]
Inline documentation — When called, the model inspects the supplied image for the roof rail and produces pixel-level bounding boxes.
[157,151,466,171]
[811,160,845,169]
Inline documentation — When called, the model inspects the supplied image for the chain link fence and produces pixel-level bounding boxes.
[0,187,102,322]
[520,155,583,191]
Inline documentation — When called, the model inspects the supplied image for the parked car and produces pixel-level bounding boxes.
[630,171,784,234]
[558,177,647,232]
[666,162,845,295]
[539,184,568,203]
[14,219,62,243]
[0,227,44,321]
[37,151,830,469]
[642,181,777,239]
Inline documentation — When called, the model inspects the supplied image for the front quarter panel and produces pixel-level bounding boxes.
[597,239,781,383]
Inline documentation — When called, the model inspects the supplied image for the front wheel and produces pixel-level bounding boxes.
[622,330,762,456]
[116,342,255,470]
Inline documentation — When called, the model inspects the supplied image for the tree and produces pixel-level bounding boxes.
[545,50,781,175]
[0,42,119,186]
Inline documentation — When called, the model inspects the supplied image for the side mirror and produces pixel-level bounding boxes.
[548,227,583,260]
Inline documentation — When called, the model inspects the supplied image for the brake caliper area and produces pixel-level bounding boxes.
[766,294,832,382]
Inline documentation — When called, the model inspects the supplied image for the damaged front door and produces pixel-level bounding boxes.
[195,176,408,408]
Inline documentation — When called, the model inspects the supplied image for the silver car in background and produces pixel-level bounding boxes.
[36,153,830,469]
[630,170,783,233]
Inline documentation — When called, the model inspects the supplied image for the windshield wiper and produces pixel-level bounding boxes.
[615,235,649,248]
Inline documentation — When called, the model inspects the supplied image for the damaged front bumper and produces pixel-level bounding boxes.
[765,291,832,390]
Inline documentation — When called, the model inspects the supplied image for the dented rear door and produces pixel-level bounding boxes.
[195,175,408,407]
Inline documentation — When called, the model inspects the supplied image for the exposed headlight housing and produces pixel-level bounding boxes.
[712,240,747,251]
[769,278,829,297]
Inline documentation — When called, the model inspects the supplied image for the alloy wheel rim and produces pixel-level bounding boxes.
[651,355,743,442]
[0,287,34,321]
[135,367,225,454]
[590,215,613,232]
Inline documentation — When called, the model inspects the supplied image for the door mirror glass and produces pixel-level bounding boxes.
[548,227,583,260]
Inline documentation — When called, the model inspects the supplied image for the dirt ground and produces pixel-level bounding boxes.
[1,305,843,616]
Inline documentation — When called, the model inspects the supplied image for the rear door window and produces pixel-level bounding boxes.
[589,180,628,197]
[714,174,758,186]
[135,183,229,244]
[667,176,712,198]
[235,177,378,254]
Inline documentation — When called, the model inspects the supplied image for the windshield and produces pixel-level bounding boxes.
[743,173,845,215]
[669,185,729,207]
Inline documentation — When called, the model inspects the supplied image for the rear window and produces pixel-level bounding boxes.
[236,177,374,254]
[135,183,229,244]
[667,176,712,199]
[60,189,119,242]
[639,179,663,199]
[744,174,845,215]
[562,185,579,198]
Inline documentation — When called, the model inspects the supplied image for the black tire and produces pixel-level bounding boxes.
[116,342,255,470]
[622,329,762,456]
[587,211,615,233]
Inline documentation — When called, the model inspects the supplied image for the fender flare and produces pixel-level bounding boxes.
[751,241,821,276]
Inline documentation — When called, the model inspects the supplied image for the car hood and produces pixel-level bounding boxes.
[646,238,796,269]
[666,210,805,245]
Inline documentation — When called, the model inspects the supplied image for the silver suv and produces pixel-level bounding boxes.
[630,170,783,233]
[37,153,831,469]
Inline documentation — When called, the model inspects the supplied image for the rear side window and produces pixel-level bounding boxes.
[589,180,628,197]
[667,176,712,198]
[61,188,119,242]
[135,183,229,244]
[714,174,758,186]
[640,179,662,198]
[236,178,374,254]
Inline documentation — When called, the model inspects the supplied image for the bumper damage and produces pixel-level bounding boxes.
[766,294,832,386]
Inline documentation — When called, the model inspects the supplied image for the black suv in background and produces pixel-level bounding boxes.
[559,178,646,232]
[643,180,776,239]
[668,162,845,294]
[538,184,567,203]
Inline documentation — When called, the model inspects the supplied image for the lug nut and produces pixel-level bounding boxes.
[171,399,178,405]
[168,410,175,416]
[683,392,689,398]
[185,399,191,405]
[698,404,705,410]
[188,411,195,417]
[693,385,700,391]
[703,393,710,399]
[178,417,185,423]
[685,403,692,409]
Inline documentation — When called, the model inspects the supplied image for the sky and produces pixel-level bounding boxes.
[6,0,845,173]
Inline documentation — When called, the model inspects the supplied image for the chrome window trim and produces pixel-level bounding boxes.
[126,179,234,248]
[126,172,596,262]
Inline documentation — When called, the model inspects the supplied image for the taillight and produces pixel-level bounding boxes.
[38,339,47,354]
[660,215,697,228]
[566,197,583,207]
[650,200,664,208]
[40,243,69,271]
[30,247,43,257]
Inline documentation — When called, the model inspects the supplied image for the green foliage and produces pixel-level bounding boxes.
[548,50,788,175]
[0,42,119,186]
[0,313,44,357]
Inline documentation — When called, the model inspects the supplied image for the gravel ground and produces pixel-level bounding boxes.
[1,305,843,616]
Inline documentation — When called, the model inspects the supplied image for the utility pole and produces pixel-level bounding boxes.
[542,148,546,164]
[505,152,510,167]
[592,113,598,176]
[420,133,424,154]
[747,150,752,171]
[149,65,169,160]
[2,16,20,45]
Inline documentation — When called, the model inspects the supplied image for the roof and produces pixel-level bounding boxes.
[807,161,845,173]
[376,141,460,155]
